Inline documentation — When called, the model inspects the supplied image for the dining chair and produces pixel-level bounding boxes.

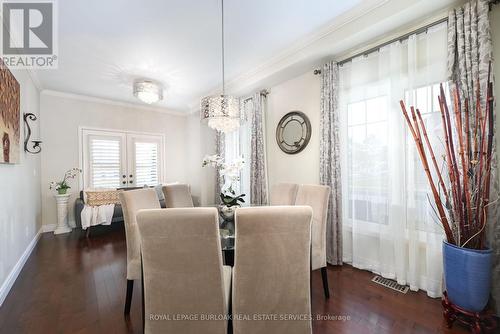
[119,188,161,315]
[269,183,299,205]
[233,206,313,334]
[137,207,231,334]
[295,184,331,298]
[162,183,194,208]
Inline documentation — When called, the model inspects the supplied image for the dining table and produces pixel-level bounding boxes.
[219,215,235,266]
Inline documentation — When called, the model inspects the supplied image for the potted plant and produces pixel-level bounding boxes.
[50,168,81,195]
[202,154,245,221]
[399,65,495,313]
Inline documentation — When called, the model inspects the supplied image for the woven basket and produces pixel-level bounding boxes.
[85,190,122,206]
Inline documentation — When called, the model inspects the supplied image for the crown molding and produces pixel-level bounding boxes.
[26,70,42,90]
[41,89,188,116]
[192,0,389,104]
[192,0,463,103]
[227,0,389,86]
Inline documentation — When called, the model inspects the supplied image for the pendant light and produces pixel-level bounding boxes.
[200,0,240,133]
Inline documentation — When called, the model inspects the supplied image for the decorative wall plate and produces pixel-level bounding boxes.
[275,111,311,154]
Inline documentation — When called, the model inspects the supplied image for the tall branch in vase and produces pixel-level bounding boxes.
[399,62,495,250]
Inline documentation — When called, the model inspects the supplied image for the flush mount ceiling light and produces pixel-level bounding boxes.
[133,79,163,104]
[200,0,240,133]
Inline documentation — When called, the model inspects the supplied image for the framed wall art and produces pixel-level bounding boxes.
[0,59,20,164]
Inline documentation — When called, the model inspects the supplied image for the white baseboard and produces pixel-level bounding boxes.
[41,224,56,233]
[0,228,42,307]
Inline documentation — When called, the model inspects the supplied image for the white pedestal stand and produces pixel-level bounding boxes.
[54,194,72,235]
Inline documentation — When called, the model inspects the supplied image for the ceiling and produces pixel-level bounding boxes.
[34,0,365,112]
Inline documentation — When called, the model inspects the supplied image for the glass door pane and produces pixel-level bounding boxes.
[83,130,127,189]
[127,134,163,187]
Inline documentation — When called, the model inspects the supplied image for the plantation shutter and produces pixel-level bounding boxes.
[89,137,123,189]
[82,129,164,189]
[134,141,159,187]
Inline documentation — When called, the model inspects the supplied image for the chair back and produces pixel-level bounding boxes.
[162,183,194,208]
[269,183,298,206]
[137,207,228,334]
[119,188,160,280]
[294,184,330,271]
[233,206,313,334]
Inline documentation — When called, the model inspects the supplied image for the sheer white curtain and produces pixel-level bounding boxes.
[339,23,448,297]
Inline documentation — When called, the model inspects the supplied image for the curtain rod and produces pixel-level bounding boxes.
[338,16,448,67]
[243,89,269,103]
[315,0,499,74]
[313,16,448,75]
[337,17,448,66]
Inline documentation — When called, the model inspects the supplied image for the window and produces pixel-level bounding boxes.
[344,85,448,227]
[347,96,389,224]
[81,129,164,189]
[404,83,449,232]
[89,136,123,189]
[134,142,159,186]
[339,21,448,297]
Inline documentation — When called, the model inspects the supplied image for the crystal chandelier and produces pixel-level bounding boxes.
[200,0,240,133]
[133,79,163,104]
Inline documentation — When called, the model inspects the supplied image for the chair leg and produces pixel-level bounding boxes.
[309,269,313,298]
[321,267,330,299]
[124,279,134,315]
[141,265,145,333]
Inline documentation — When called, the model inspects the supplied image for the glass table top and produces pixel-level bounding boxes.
[219,216,235,251]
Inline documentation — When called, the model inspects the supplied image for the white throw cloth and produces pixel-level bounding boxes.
[80,204,115,230]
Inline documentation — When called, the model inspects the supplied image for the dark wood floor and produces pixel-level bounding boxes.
[0,224,470,334]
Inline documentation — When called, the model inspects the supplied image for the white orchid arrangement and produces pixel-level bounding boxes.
[49,168,81,194]
[202,154,246,207]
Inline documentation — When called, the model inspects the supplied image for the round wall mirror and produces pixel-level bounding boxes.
[276,111,311,154]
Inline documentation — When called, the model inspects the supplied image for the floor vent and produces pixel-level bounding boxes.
[372,275,409,294]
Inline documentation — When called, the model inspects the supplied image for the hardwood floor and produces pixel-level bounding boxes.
[0,224,470,334]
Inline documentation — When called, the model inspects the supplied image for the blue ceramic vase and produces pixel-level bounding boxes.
[443,241,492,312]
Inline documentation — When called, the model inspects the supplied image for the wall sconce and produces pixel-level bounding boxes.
[23,113,42,154]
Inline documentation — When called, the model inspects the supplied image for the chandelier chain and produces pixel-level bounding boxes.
[221,0,225,94]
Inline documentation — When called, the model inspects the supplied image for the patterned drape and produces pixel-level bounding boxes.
[320,61,343,265]
[215,131,225,201]
[448,0,500,312]
[249,92,268,205]
[448,0,492,113]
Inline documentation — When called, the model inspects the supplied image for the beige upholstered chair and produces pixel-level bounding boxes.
[119,188,161,315]
[162,183,194,208]
[233,206,313,334]
[137,208,231,334]
[295,184,331,298]
[270,183,299,205]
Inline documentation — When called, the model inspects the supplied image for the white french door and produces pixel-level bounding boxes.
[81,128,164,189]
[127,134,162,187]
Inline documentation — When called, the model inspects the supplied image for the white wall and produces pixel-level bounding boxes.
[265,71,321,188]
[39,93,188,228]
[185,112,217,206]
[0,69,41,305]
